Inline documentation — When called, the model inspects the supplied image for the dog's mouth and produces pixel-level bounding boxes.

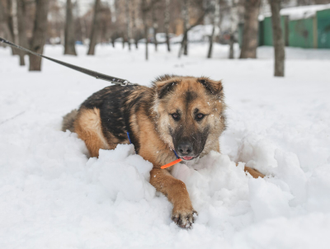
[181,156,196,161]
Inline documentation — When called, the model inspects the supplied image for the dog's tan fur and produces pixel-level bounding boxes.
[62,75,263,228]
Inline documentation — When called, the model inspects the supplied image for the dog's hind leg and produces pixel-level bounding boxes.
[74,107,109,157]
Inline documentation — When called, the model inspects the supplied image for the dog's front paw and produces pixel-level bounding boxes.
[172,209,198,229]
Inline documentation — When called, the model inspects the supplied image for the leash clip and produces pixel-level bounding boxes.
[121,80,130,86]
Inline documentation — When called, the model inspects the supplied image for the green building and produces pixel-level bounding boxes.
[239,4,330,49]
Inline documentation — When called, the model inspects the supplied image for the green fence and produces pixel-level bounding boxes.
[238,7,330,49]
[317,9,330,48]
[288,17,316,48]
[261,16,288,46]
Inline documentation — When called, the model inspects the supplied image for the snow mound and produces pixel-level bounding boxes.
[1,44,330,248]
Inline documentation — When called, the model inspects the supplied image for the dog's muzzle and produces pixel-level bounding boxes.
[176,141,198,161]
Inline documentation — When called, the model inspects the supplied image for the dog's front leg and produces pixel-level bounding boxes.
[150,168,197,228]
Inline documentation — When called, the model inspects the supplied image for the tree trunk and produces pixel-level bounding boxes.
[182,0,189,56]
[17,0,27,65]
[183,32,188,54]
[207,26,215,58]
[132,1,138,49]
[64,0,77,55]
[178,0,189,58]
[178,7,208,58]
[180,34,188,56]
[164,0,171,52]
[141,0,149,60]
[207,0,220,59]
[141,0,161,60]
[239,0,261,59]
[7,0,18,55]
[125,0,131,51]
[0,0,15,54]
[0,0,8,37]
[11,0,19,45]
[229,34,235,59]
[143,18,149,60]
[178,32,186,58]
[87,0,101,55]
[269,0,285,77]
[152,6,158,52]
[29,0,49,71]
[228,0,238,59]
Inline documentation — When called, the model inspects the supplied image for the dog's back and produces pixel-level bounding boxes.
[61,84,151,157]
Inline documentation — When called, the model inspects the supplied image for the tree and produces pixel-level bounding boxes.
[141,0,149,60]
[64,0,77,55]
[207,0,220,59]
[151,3,159,52]
[228,0,239,59]
[269,0,285,76]
[87,0,101,55]
[0,0,15,54]
[131,0,140,49]
[7,0,19,55]
[239,0,261,59]
[178,2,210,58]
[164,0,171,52]
[17,0,27,65]
[29,0,49,71]
[181,0,189,56]
[125,0,132,50]
[141,0,161,60]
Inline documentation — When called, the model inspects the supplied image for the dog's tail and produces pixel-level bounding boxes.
[61,109,78,132]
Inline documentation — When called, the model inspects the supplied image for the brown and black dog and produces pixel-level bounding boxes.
[62,75,263,228]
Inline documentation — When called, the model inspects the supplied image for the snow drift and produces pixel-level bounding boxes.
[0,43,330,249]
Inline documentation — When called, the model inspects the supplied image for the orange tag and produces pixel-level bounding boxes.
[160,158,182,169]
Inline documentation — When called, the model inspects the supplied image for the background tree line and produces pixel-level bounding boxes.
[0,0,329,76]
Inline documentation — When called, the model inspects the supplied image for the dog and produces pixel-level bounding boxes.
[62,75,263,228]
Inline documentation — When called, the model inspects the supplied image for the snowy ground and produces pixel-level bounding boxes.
[1,43,330,249]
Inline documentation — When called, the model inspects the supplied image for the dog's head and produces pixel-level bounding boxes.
[152,75,226,161]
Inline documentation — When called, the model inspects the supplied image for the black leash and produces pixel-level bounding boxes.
[0,37,184,167]
[0,37,134,86]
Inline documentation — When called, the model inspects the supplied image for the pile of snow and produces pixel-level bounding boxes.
[260,3,330,20]
[0,43,330,248]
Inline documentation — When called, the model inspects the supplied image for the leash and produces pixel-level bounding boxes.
[1,37,181,169]
[160,158,182,169]
[0,37,133,86]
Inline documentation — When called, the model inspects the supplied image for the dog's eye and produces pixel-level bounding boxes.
[171,113,180,121]
[195,113,205,121]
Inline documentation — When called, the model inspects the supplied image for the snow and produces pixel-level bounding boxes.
[260,3,330,20]
[1,43,330,248]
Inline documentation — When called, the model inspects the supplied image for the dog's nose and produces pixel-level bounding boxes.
[177,142,193,155]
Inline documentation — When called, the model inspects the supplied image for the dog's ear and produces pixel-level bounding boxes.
[155,81,178,99]
[198,78,223,95]
[153,76,179,99]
